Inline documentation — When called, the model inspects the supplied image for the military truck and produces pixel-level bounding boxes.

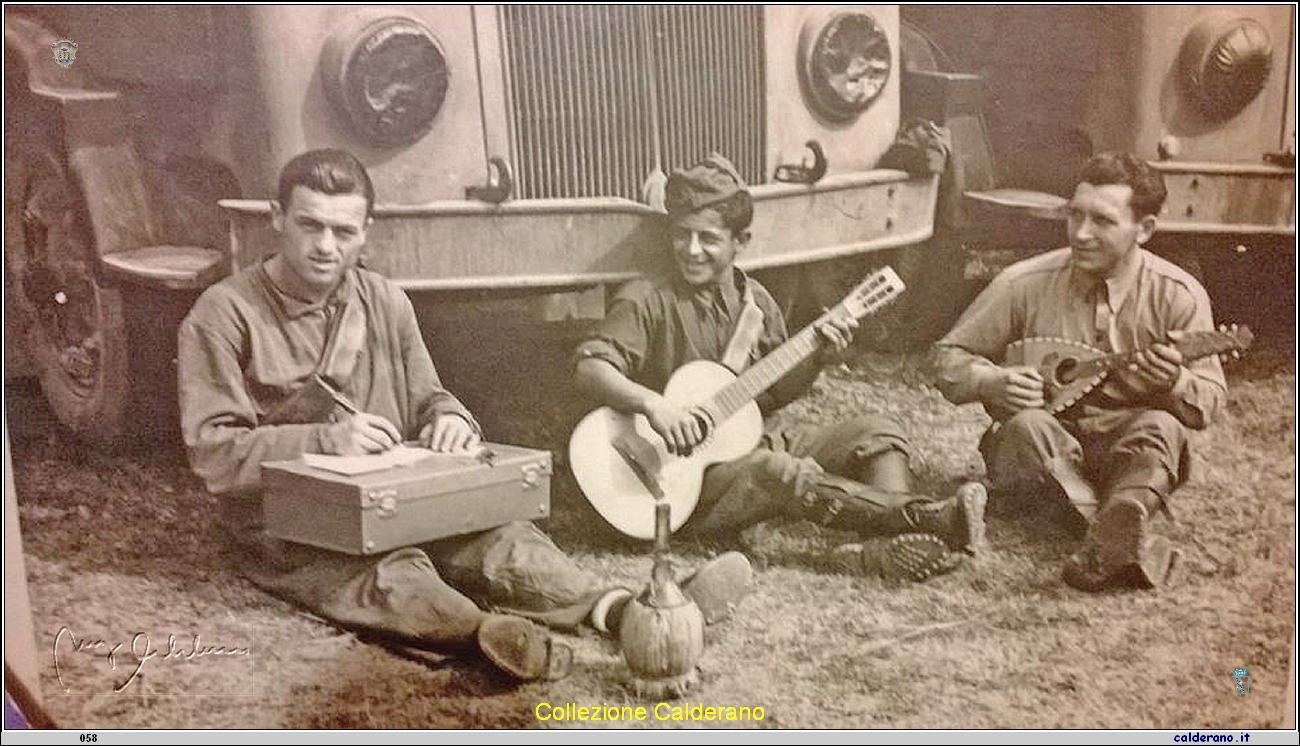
[898,5,1295,335]
[5,5,1294,447]
[6,5,952,445]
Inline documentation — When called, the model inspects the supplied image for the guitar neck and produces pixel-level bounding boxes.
[708,324,823,421]
[1081,331,1242,379]
[702,267,904,422]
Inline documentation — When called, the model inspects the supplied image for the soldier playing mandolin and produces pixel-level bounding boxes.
[932,152,1231,592]
[573,153,987,583]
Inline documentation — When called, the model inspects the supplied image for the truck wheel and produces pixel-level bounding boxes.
[14,146,135,446]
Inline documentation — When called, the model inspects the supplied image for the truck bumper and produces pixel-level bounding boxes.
[221,170,938,293]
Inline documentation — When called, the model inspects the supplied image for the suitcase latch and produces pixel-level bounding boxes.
[521,461,552,489]
[365,488,399,518]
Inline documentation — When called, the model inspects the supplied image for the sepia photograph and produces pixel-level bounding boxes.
[3,4,1296,736]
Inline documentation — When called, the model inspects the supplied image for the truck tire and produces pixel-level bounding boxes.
[10,143,138,447]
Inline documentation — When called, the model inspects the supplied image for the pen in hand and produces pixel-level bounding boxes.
[313,374,401,451]
[314,373,361,415]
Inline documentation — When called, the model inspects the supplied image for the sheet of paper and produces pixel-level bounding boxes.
[300,444,490,476]
[302,444,439,476]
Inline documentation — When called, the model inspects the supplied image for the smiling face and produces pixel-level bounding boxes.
[668,208,748,287]
[268,186,371,301]
[1066,182,1156,280]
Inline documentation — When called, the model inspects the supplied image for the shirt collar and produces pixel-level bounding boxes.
[1103,246,1143,310]
[1070,247,1143,311]
[257,262,356,320]
[675,266,743,315]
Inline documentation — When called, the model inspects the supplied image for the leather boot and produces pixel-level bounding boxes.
[1062,488,1178,592]
[826,534,965,583]
[802,474,987,555]
[477,615,573,681]
[1107,453,1178,520]
[898,482,987,555]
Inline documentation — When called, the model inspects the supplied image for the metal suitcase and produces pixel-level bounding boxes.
[261,443,552,555]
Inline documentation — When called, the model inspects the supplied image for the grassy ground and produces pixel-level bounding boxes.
[6,332,1295,730]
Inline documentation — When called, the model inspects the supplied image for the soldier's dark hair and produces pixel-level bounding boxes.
[1078,152,1167,220]
[277,149,375,217]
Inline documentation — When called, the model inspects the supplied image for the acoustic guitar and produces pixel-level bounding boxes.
[569,267,906,540]
[1004,326,1254,415]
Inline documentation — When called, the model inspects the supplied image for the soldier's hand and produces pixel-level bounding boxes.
[420,415,480,453]
[644,394,710,456]
[980,365,1046,413]
[324,412,402,455]
[815,312,858,353]
[1126,334,1183,394]
[1218,323,1245,363]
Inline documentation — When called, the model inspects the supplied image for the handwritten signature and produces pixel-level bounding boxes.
[53,626,250,693]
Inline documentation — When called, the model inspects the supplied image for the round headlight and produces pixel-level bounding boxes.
[798,11,891,123]
[1179,11,1273,123]
[322,14,450,147]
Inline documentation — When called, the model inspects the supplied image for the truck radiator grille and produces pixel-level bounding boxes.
[500,5,766,201]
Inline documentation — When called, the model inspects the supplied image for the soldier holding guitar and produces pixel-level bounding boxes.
[933,152,1243,592]
[572,154,987,584]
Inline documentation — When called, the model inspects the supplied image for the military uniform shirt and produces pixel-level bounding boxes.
[178,263,478,495]
[574,267,818,414]
[932,246,1226,429]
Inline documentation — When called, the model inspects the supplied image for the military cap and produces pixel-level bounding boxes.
[664,153,749,216]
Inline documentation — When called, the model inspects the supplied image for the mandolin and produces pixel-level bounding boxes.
[1004,326,1254,415]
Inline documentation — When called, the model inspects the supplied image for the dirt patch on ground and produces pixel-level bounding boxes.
[7,333,1295,730]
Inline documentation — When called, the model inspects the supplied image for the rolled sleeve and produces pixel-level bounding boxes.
[573,336,632,376]
[572,282,659,380]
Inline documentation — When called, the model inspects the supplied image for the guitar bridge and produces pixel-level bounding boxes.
[611,433,665,500]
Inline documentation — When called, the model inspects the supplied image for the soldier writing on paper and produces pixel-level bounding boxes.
[178,149,748,681]
[931,152,1232,592]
